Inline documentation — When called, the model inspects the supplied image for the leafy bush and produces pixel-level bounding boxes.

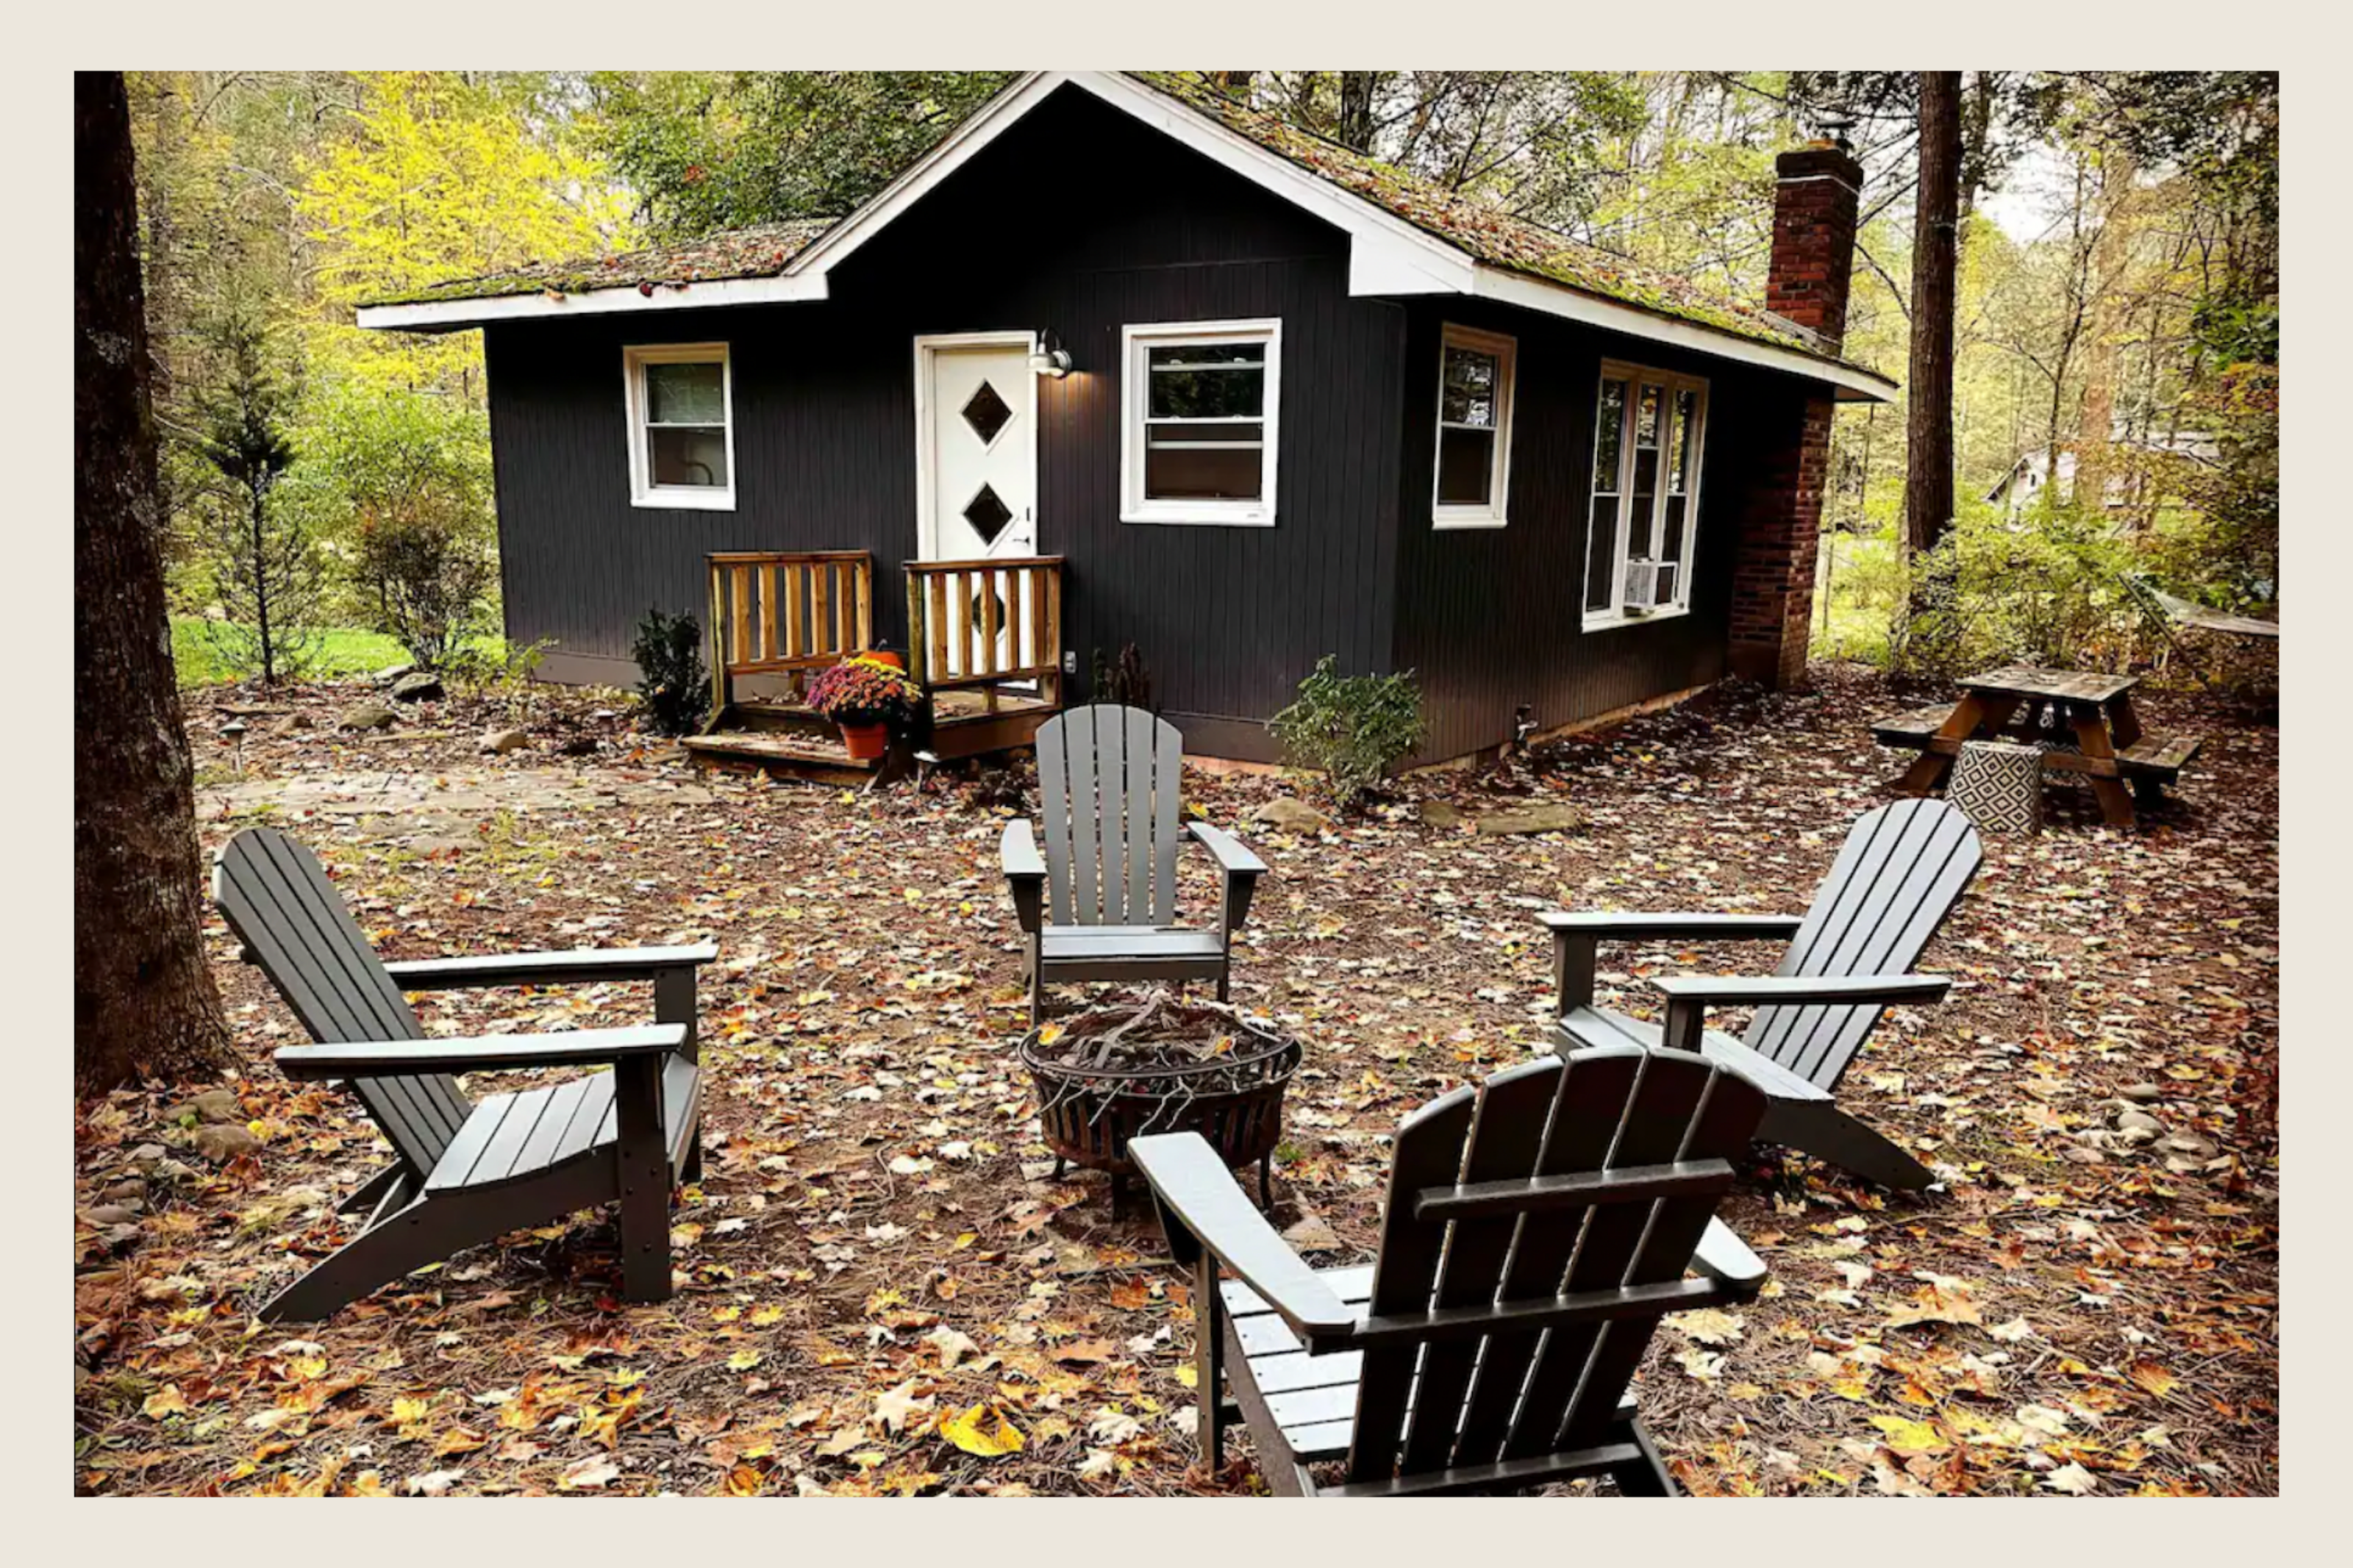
[280,381,499,668]
[1268,656,1424,812]
[630,609,710,736]
[1090,643,1153,709]
[350,506,497,670]
[806,656,924,728]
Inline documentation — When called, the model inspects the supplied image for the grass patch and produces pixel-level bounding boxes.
[171,617,413,690]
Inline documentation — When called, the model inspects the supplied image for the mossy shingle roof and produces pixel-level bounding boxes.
[370,218,838,307]
[366,72,1874,382]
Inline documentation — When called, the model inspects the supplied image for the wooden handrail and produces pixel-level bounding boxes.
[705,551,875,716]
[904,556,1064,709]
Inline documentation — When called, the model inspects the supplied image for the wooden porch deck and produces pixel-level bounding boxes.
[686,551,1065,781]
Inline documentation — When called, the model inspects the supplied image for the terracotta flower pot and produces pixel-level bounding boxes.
[838,720,888,759]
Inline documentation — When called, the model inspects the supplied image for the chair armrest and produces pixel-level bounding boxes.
[275,1023,688,1081]
[1186,821,1267,878]
[1690,1217,1767,1301]
[382,943,718,990]
[1542,912,1803,1014]
[1537,912,1804,940]
[1186,823,1265,938]
[1130,1131,1357,1353]
[1654,973,1951,1052]
[1001,819,1046,934]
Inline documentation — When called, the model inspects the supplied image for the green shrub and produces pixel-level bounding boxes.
[1268,656,1424,812]
[631,609,710,735]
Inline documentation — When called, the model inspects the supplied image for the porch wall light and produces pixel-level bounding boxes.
[1029,332,1071,377]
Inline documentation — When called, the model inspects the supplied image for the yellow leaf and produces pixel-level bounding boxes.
[143,1385,190,1420]
[939,1402,1026,1458]
[2128,1360,2180,1397]
[727,1350,763,1372]
[1870,1414,1950,1456]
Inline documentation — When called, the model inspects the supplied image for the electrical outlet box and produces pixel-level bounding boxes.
[1062,651,1077,675]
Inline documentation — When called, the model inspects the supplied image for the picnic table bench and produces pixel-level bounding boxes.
[1874,665,2201,827]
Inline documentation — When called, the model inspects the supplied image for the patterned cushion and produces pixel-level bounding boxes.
[1950,740,2043,836]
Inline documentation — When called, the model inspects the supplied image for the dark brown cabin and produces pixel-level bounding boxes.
[362,72,1891,767]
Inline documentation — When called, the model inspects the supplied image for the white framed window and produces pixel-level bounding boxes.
[624,343,735,510]
[1120,318,1281,526]
[1432,323,1515,529]
[1584,359,1708,627]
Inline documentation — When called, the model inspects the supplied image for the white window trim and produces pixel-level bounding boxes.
[1432,323,1516,530]
[1583,359,1710,631]
[624,342,736,511]
[1120,317,1281,527]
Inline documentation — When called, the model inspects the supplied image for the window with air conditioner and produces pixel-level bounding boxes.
[1583,361,1707,627]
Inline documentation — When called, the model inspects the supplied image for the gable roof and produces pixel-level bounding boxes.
[359,71,1895,401]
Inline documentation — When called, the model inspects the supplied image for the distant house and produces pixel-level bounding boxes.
[1984,424,2218,520]
[360,71,1892,766]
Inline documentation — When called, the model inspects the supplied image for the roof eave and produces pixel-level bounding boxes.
[1469,266,1896,403]
[356,269,832,332]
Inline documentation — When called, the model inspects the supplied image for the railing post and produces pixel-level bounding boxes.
[706,560,727,723]
[904,571,928,688]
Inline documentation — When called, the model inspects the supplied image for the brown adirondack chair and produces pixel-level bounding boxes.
[1543,797,1982,1192]
[1132,1042,1769,1497]
[213,827,717,1321]
[1001,704,1265,1023]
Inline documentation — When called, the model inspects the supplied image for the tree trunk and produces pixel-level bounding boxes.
[2074,147,2138,521]
[1903,71,1962,560]
[1336,72,1380,153]
[75,70,232,1095]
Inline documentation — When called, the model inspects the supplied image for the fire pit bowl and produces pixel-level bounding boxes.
[1018,995,1302,1214]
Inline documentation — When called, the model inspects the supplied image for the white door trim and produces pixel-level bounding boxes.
[913,330,1041,562]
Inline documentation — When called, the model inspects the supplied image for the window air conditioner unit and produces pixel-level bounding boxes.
[1623,558,1676,615]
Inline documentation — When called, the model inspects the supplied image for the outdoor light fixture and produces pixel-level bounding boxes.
[1029,331,1071,377]
[221,717,249,778]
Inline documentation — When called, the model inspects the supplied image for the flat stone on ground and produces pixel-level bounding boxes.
[336,702,396,732]
[1475,802,1588,837]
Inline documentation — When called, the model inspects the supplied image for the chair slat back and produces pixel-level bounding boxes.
[1746,798,1983,1092]
[213,828,471,1175]
[1343,1045,1765,1488]
[1032,704,1183,926]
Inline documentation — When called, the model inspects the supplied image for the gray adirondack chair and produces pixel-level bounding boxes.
[1543,797,1982,1192]
[1132,1041,1769,1497]
[1002,704,1265,1023]
[212,827,717,1321]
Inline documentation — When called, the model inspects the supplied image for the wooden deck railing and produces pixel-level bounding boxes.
[905,556,1064,708]
[706,551,874,712]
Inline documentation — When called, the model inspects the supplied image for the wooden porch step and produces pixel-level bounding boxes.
[681,728,880,785]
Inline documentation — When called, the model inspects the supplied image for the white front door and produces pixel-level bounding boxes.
[918,335,1038,562]
[917,334,1039,684]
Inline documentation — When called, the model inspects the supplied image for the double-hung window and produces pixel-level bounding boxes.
[1584,361,1707,625]
[1121,318,1280,526]
[1432,324,1515,529]
[624,343,735,510]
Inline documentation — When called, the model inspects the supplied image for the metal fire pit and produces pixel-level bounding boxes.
[1019,1011,1301,1215]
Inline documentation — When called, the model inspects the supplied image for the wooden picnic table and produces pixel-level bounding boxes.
[1871,664,2202,828]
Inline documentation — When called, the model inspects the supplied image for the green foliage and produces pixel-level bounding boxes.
[172,618,411,690]
[587,72,1016,238]
[183,309,326,684]
[805,656,924,729]
[1267,656,1425,813]
[296,71,634,396]
[349,506,497,671]
[630,609,710,736]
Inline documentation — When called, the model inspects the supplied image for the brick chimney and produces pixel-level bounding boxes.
[1764,143,1863,350]
[1727,143,1863,692]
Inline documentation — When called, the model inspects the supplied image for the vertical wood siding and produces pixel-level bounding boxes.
[1389,296,1818,762]
[484,85,1403,745]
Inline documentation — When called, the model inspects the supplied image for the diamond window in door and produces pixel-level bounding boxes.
[963,483,1014,545]
[961,381,1014,446]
